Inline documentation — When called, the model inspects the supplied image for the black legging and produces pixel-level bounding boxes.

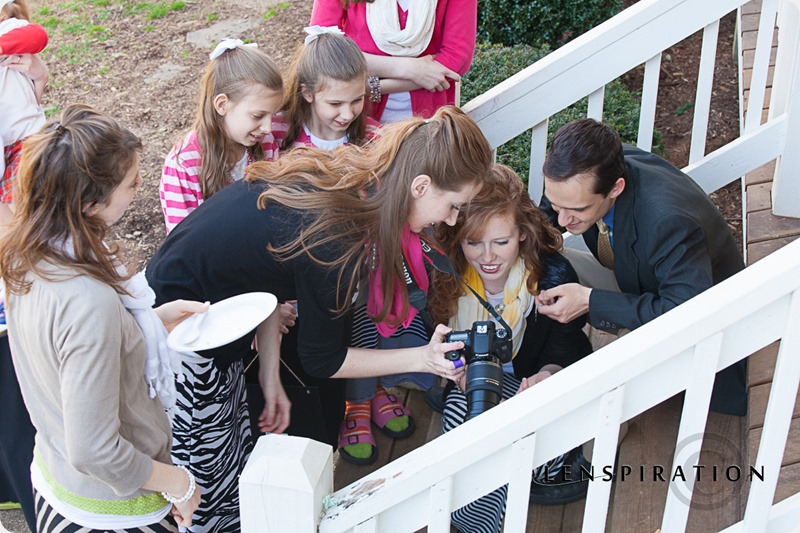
[0,335,36,531]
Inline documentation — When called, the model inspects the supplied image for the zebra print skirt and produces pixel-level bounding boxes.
[172,356,252,533]
[33,489,177,533]
[442,373,568,533]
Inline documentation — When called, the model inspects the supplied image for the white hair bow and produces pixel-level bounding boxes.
[303,25,345,45]
[209,38,258,60]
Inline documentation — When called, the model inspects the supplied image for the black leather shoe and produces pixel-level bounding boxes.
[424,383,446,414]
[529,447,591,505]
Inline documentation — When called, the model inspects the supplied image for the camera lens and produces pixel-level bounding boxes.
[464,358,503,421]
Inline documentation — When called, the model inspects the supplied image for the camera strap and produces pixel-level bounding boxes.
[419,237,514,339]
[399,240,437,331]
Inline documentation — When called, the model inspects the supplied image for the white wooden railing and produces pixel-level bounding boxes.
[465,0,800,217]
[241,0,800,530]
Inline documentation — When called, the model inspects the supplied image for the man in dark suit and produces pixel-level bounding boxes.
[536,118,747,416]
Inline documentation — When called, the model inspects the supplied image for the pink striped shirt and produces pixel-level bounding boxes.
[159,131,280,233]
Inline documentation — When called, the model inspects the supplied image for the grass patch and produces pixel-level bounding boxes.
[147,1,186,20]
[206,12,218,22]
[44,106,61,118]
[263,2,290,19]
[98,65,110,75]
[39,16,61,31]
[675,101,694,116]
[34,0,192,67]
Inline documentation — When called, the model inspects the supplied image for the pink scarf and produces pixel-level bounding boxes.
[367,225,429,337]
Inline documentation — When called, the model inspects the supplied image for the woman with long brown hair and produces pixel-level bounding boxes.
[145,105,491,531]
[429,164,594,532]
[0,104,204,532]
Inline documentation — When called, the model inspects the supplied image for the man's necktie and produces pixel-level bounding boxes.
[596,219,615,270]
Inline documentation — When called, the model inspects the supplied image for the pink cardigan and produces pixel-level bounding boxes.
[310,0,477,120]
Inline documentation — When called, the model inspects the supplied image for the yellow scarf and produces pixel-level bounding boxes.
[449,257,535,359]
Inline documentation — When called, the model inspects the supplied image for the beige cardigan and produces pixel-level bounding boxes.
[8,266,172,506]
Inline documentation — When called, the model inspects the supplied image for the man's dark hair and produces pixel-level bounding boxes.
[542,118,626,196]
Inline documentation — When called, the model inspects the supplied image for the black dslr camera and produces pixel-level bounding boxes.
[446,321,512,420]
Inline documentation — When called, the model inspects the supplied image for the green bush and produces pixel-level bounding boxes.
[462,43,662,181]
[478,0,623,49]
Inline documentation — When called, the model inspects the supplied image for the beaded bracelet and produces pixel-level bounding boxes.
[162,465,196,504]
[368,76,381,103]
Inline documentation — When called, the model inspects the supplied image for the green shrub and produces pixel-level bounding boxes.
[462,43,661,181]
[478,0,623,49]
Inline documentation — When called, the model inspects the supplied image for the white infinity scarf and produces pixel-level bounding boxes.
[366,0,437,57]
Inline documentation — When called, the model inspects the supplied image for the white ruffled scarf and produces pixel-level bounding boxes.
[58,238,182,420]
[366,0,437,57]
[119,270,183,421]
[449,257,535,359]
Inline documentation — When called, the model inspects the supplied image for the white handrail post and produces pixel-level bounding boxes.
[744,0,779,134]
[637,53,662,151]
[742,290,800,533]
[770,0,800,217]
[661,333,723,532]
[528,119,549,206]
[582,387,625,533]
[239,434,334,533]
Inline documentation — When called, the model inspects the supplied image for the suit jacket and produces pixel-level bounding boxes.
[540,145,747,415]
[541,145,744,331]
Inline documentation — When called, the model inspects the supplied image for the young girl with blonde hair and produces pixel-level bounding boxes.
[160,39,283,233]
[0,104,206,533]
[274,27,380,150]
[145,107,492,528]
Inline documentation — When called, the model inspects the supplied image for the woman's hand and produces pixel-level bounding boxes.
[257,372,292,435]
[423,324,467,382]
[169,469,201,528]
[143,462,201,528]
[154,300,209,333]
[279,301,297,334]
[516,364,562,395]
[407,55,460,92]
